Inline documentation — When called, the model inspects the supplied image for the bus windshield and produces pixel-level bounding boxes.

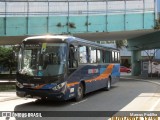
[19,43,67,76]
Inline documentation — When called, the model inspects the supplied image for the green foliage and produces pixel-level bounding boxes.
[0,47,11,65]
[115,40,127,49]
[0,46,16,74]
[154,19,160,30]
[56,22,62,27]
[0,85,15,91]
[154,25,160,29]
[66,22,76,28]
[85,22,91,26]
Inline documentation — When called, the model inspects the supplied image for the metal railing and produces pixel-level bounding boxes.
[0,0,155,17]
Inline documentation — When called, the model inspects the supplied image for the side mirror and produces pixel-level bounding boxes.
[13,44,21,52]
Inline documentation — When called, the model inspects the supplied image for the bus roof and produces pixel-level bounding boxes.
[23,35,119,51]
[23,35,72,42]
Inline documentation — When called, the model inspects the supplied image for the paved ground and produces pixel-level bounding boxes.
[0,74,160,104]
[0,80,17,102]
[0,76,160,120]
[0,90,18,102]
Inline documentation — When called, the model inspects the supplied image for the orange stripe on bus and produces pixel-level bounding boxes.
[85,64,114,83]
[34,84,45,89]
[67,82,79,87]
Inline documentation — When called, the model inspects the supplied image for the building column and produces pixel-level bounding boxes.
[131,50,141,76]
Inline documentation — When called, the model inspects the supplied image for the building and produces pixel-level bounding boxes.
[98,41,158,67]
[120,48,158,67]
[158,0,160,15]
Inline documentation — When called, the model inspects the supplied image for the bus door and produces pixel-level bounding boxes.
[68,44,78,75]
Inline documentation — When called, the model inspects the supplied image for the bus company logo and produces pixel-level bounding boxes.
[88,69,99,74]
[2,112,12,118]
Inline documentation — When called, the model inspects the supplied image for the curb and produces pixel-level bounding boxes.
[0,97,20,102]
[120,77,160,86]
[0,82,16,85]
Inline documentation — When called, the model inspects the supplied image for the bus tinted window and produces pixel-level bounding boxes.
[102,50,106,63]
[117,52,120,62]
[69,45,78,68]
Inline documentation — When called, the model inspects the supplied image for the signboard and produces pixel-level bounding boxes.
[143,62,149,71]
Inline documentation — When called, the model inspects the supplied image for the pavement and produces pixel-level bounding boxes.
[0,74,160,105]
[0,79,18,102]
[0,90,19,102]
[120,73,160,112]
[121,75,160,85]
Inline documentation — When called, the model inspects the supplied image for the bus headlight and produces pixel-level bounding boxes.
[16,81,24,88]
[52,82,66,91]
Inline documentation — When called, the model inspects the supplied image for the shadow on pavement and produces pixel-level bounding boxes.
[13,79,160,120]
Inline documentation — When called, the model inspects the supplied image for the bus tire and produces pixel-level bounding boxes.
[104,78,111,91]
[75,83,84,102]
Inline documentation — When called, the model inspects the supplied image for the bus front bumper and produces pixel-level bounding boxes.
[16,89,67,101]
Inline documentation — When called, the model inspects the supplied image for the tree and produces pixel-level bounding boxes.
[0,46,16,75]
[115,40,127,49]
[143,49,159,77]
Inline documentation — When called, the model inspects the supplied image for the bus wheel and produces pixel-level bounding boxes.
[104,79,111,91]
[75,83,84,102]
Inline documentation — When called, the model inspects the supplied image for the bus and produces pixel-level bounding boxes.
[16,35,120,101]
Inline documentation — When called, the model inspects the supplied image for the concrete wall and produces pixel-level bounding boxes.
[0,13,155,36]
[158,0,160,12]
[158,0,160,17]
[120,48,157,57]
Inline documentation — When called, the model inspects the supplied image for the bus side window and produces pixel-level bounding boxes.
[90,47,96,63]
[86,47,90,63]
[102,50,106,63]
[104,51,111,63]
[79,46,87,63]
